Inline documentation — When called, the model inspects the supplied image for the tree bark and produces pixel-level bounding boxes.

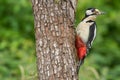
[32,0,78,80]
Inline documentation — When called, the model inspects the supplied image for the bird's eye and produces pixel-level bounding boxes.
[91,9,95,12]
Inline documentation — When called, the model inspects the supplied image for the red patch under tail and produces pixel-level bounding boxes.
[75,35,87,60]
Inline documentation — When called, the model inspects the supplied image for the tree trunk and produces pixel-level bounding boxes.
[32,0,78,80]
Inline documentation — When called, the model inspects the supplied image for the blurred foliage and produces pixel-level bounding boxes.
[0,0,37,80]
[0,0,120,80]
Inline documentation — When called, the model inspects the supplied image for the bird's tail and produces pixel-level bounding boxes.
[77,59,84,74]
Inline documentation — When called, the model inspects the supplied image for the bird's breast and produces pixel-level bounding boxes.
[76,22,93,43]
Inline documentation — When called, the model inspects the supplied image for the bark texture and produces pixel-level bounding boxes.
[32,0,78,80]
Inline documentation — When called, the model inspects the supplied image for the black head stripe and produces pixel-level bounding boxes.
[85,13,96,18]
[86,20,95,23]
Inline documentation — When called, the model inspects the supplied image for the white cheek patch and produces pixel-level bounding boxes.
[86,10,93,15]
[95,9,99,12]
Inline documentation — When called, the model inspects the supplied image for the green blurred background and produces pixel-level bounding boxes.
[0,0,120,80]
[0,0,37,80]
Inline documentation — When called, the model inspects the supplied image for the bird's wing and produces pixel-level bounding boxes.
[87,22,96,48]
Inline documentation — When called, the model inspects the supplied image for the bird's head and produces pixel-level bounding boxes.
[85,8,105,17]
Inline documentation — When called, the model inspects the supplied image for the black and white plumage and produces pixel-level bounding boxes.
[76,8,104,51]
[75,8,104,73]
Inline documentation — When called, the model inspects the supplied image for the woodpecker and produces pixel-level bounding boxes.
[75,8,104,72]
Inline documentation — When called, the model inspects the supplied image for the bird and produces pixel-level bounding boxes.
[75,8,104,73]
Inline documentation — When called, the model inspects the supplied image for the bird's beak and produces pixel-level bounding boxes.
[95,9,105,15]
[100,11,106,15]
